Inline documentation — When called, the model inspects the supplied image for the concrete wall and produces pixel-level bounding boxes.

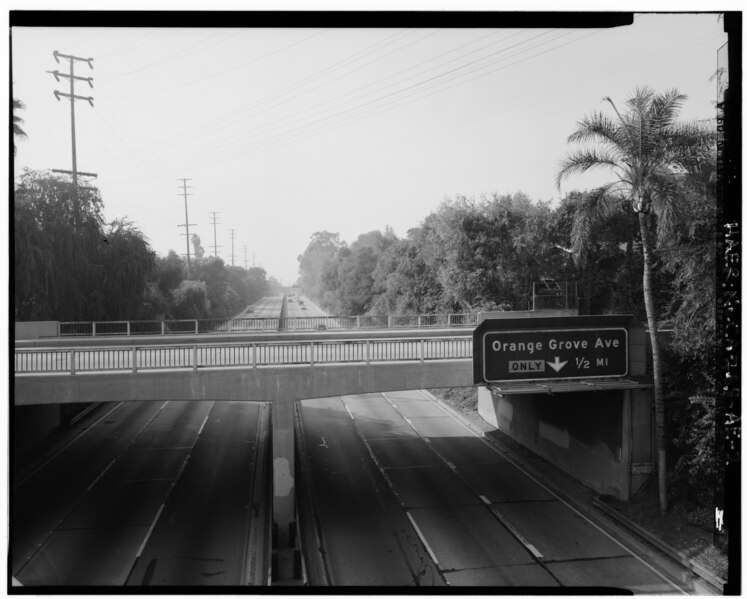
[14,360,474,406]
[15,321,58,340]
[478,386,653,500]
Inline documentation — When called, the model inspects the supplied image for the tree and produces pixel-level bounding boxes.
[14,170,155,321]
[297,231,343,304]
[191,234,205,260]
[13,98,27,156]
[556,87,716,514]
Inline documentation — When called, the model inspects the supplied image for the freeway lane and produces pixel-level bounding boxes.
[126,401,270,586]
[12,400,270,587]
[297,395,443,586]
[297,390,683,592]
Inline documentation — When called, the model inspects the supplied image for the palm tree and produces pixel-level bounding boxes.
[13,98,27,155]
[556,87,716,515]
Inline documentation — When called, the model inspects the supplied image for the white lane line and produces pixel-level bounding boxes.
[196,409,211,437]
[490,507,544,561]
[420,389,687,593]
[479,495,492,505]
[526,544,544,560]
[16,401,125,486]
[405,512,439,567]
[84,458,117,492]
[136,503,166,558]
[343,401,355,421]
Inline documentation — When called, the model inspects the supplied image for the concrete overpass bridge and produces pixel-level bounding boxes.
[13,308,655,585]
[14,328,473,406]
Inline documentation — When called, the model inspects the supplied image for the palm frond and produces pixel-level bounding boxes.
[570,185,626,265]
[556,149,620,190]
[567,112,625,150]
[650,89,687,130]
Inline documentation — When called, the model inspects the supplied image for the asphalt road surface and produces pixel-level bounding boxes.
[236,295,284,319]
[297,389,683,592]
[12,400,270,587]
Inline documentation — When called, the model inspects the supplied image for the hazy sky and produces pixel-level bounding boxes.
[11,13,726,284]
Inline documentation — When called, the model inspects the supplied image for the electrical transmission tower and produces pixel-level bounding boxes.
[177,179,196,276]
[229,229,237,267]
[209,211,222,258]
[48,50,96,225]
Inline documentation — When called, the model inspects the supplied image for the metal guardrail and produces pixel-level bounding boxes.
[56,314,479,337]
[15,336,473,375]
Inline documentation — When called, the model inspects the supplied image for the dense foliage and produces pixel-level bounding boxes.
[297,191,650,318]
[14,170,271,323]
[296,89,718,511]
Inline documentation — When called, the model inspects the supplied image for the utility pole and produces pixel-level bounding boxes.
[177,179,196,276]
[253,252,256,268]
[209,211,222,258]
[229,229,237,267]
[49,50,96,226]
[243,245,248,269]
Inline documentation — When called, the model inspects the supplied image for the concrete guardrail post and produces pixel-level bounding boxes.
[420,339,425,363]
[194,321,199,335]
[132,346,138,373]
[252,343,257,368]
[366,340,370,364]
[127,322,131,336]
[357,316,361,329]
[70,349,76,375]
[92,322,97,337]
[161,321,165,335]
[193,346,198,372]
[310,342,315,366]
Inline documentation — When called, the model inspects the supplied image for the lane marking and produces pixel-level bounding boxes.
[196,409,211,437]
[343,401,355,421]
[490,506,544,561]
[479,495,492,505]
[526,544,544,560]
[84,458,117,492]
[136,502,166,558]
[405,512,439,567]
[15,401,125,487]
[420,389,688,593]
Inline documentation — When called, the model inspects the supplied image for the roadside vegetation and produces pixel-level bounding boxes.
[296,89,722,563]
[13,169,277,323]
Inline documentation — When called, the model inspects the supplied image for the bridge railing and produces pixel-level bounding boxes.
[15,336,473,375]
[55,313,479,337]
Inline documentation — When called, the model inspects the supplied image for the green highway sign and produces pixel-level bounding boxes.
[481,327,628,383]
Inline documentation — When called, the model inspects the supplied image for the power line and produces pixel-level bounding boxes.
[96,30,557,173]
[102,30,581,174]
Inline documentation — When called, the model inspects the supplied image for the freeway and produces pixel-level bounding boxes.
[296,390,684,591]
[235,295,284,319]
[10,294,692,590]
[12,400,271,587]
